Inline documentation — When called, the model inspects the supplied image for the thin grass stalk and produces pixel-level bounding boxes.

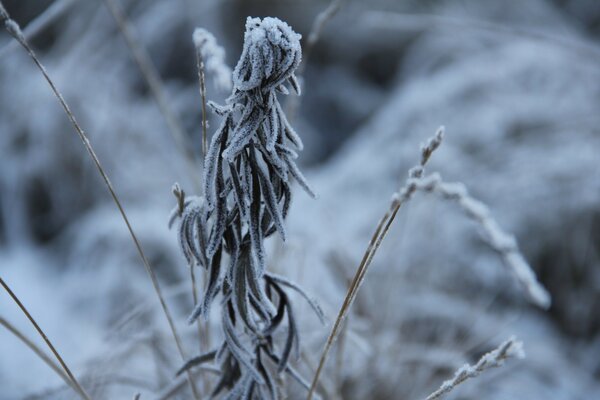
[306,210,391,400]
[0,278,92,400]
[0,316,74,391]
[0,6,201,399]
[195,50,208,162]
[307,128,445,399]
[301,350,333,400]
[102,0,201,191]
[334,319,347,396]
[425,337,524,400]
[187,52,211,369]
[191,33,212,390]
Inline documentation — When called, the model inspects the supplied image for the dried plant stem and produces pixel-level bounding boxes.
[411,173,551,308]
[0,0,78,59]
[195,50,208,162]
[425,337,524,400]
[0,7,200,400]
[0,316,73,391]
[0,279,92,400]
[334,319,347,394]
[307,128,445,400]
[102,0,201,190]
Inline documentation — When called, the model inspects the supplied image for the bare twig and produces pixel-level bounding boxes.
[307,127,445,399]
[195,50,208,162]
[308,125,550,399]
[0,279,92,400]
[425,337,524,400]
[334,319,347,395]
[0,5,200,399]
[0,316,74,391]
[102,0,201,190]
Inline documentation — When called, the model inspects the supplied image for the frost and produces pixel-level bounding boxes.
[426,337,525,400]
[232,17,302,92]
[412,172,551,309]
[192,27,232,91]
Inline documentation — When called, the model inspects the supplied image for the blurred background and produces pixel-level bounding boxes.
[1,0,599,398]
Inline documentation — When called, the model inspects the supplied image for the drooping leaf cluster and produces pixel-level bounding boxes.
[171,17,322,399]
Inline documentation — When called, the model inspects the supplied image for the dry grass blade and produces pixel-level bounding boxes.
[0,316,74,392]
[0,5,200,399]
[307,127,445,400]
[411,173,551,308]
[102,0,201,190]
[0,279,92,400]
[425,336,525,400]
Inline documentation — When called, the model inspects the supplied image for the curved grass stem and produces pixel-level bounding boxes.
[0,279,92,400]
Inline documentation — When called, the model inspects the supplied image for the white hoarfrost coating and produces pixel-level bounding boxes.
[192,27,232,91]
[232,17,302,93]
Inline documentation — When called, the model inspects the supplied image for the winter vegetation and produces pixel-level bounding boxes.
[1,0,599,399]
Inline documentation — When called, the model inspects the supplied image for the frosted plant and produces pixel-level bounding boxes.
[193,28,232,92]
[409,173,551,308]
[425,336,525,400]
[171,17,322,399]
